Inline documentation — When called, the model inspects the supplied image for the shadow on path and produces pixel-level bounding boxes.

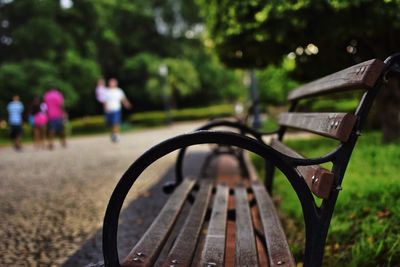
[62,151,208,267]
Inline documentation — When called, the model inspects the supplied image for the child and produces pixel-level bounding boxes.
[7,95,24,151]
[29,96,48,149]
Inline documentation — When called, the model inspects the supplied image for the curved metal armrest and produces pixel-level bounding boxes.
[102,130,317,267]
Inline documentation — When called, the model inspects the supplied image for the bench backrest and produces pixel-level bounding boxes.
[267,54,400,266]
[273,59,386,199]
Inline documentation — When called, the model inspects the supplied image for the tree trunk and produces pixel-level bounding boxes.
[376,76,400,143]
[170,82,178,110]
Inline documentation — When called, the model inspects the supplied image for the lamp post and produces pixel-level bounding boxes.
[244,70,261,129]
[250,69,261,129]
[159,64,172,125]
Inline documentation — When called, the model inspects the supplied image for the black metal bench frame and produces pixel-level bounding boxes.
[102,53,400,267]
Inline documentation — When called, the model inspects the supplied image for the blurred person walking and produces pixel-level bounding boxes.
[7,95,24,151]
[44,88,66,149]
[104,78,132,142]
[29,95,48,149]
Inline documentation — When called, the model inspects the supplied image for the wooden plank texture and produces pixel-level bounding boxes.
[278,112,357,142]
[235,185,259,267]
[215,155,241,267]
[162,180,213,267]
[121,179,196,267]
[271,138,334,199]
[198,184,229,267]
[252,182,296,267]
[288,59,385,101]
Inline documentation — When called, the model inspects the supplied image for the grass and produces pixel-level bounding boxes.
[253,132,400,266]
[261,115,279,132]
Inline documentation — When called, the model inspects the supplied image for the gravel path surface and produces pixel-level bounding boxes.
[0,121,208,267]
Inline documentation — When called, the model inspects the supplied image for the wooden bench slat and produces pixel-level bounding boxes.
[288,59,385,101]
[199,184,229,266]
[270,139,334,199]
[278,112,357,142]
[235,185,259,267]
[162,180,213,267]
[252,182,296,267]
[122,179,196,267]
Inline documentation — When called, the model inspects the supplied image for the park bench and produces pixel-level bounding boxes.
[101,53,400,267]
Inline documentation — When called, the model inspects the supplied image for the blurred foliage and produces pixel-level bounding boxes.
[146,57,200,108]
[197,0,400,72]
[0,60,79,109]
[257,58,299,105]
[0,0,245,119]
[130,104,233,126]
[197,0,400,142]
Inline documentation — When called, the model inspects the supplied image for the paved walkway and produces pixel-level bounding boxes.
[0,121,208,266]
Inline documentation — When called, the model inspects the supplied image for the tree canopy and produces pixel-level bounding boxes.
[0,0,244,118]
[197,0,400,142]
[198,0,400,74]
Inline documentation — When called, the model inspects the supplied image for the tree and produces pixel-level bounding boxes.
[0,63,27,119]
[120,52,161,110]
[0,0,246,118]
[198,0,400,142]
[19,60,78,108]
[146,58,200,109]
[60,51,101,116]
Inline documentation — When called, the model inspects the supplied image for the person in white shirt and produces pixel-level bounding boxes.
[104,78,132,142]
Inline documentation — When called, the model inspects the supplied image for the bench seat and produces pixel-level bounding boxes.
[121,155,295,267]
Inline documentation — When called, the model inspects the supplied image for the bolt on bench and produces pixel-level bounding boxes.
[102,53,400,267]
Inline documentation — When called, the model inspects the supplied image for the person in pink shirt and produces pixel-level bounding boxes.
[44,88,66,149]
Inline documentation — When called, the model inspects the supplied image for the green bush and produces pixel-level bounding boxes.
[69,115,107,135]
[128,104,233,125]
[70,104,233,134]
[0,124,33,145]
